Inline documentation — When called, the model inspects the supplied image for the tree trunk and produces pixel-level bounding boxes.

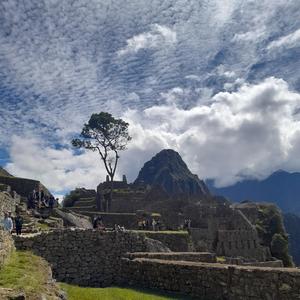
[107,175,114,212]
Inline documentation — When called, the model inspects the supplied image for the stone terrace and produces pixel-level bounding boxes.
[13,229,300,299]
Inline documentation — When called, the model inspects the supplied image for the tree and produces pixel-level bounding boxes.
[72,112,131,211]
[271,233,293,267]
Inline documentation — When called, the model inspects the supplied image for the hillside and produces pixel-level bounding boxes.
[135,149,210,198]
[207,170,300,214]
[0,167,12,177]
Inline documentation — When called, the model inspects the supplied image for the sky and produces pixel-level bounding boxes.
[0,0,300,197]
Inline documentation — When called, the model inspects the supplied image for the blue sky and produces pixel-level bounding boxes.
[1,0,300,197]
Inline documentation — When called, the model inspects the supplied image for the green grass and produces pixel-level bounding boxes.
[37,222,50,231]
[0,251,59,298]
[132,230,188,235]
[60,283,191,300]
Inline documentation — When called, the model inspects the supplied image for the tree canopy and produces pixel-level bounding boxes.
[72,112,131,185]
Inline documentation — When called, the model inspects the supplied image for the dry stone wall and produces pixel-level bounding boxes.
[121,258,300,300]
[126,252,216,263]
[0,230,14,269]
[143,231,193,252]
[0,192,17,218]
[12,229,300,299]
[14,229,152,286]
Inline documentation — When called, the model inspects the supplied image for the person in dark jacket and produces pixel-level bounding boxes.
[15,213,23,235]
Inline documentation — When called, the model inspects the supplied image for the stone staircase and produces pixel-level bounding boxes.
[13,200,63,235]
[67,197,97,215]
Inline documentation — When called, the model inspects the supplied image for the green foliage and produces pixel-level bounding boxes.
[72,112,131,192]
[62,189,81,207]
[72,112,131,158]
[256,204,293,266]
[60,283,191,300]
[271,233,293,267]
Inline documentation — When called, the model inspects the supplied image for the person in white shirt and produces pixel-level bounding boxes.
[3,212,13,233]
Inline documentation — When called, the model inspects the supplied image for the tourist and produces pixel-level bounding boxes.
[152,219,156,231]
[98,219,105,232]
[138,220,143,230]
[27,192,35,209]
[15,213,23,235]
[49,196,55,209]
[93,216,99,229]
[156,220,160,231]
[35,189,39,201]
[3,212,13,234]
[142,220,147,230]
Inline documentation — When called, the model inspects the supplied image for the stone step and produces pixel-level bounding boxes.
[68,206,97,212]
[71,211,136,216]
[74,199,96,207]
[79,197,95,201]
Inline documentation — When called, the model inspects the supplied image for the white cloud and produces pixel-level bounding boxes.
[267,28,300,51]
[5,135,108,194]
[117,24,177,56]
[232,28,266,43]
[5,77,300,193]
[1,0,300,195]
[123,77,300,187]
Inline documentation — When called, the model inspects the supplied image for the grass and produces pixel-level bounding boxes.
[37,222,50,231]
[60,283,191,300]
[216,256,226,263]
[132,230,188,235]
[0,251,59,298]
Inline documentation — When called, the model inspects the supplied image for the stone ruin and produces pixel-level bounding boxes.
[0,176,297,299]
[64,176,274,265]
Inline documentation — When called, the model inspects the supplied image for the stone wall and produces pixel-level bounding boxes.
[86,212,138,229]
[13,229,300,299]
[0,230,14,269]
[13,229,156,286]
[143,231,194,252]
[0,192,17,218]
[0,176,50,198]
[126,252,216,263]
[216,229,266,260]
[121,258,300,300]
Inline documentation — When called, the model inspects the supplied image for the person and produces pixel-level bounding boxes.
[27,192,35,209]
[142,220,147,230]
[3,212,13,234]
[152,219,156,231]
[49,196,55,209]
[93,216,99,229]
[15,213,23,235]
[138,220,143,230]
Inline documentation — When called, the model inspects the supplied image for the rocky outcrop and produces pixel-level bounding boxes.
[0,167,11,177]
[135,149,210,198]
[52,208,92,229]
[144,237,171,252]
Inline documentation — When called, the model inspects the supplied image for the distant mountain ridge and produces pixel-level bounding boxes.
[0,167,12,177]
[207,170,300,214]
[135,149,210,198]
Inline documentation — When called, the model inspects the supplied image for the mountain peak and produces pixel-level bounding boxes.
[134,149,210,198]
